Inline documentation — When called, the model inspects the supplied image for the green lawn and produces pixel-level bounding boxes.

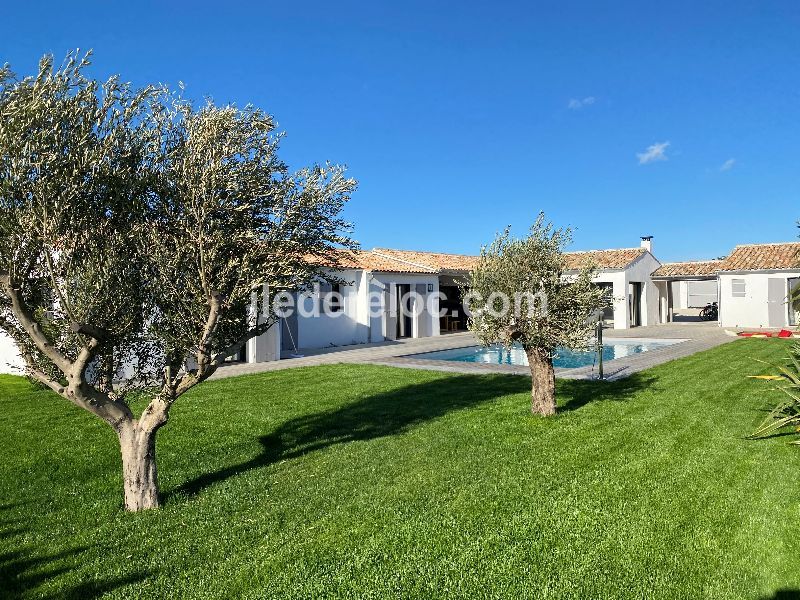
[1,339,799,599]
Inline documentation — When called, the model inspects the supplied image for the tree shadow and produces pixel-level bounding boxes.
[750,430,800,441]
[172,371,651,500]
[0,504,150,599]
[760,590,800,600]
[557,372,657,413]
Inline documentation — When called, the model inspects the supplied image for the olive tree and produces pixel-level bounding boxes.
[467,215,607,416]
[0,53,356,511]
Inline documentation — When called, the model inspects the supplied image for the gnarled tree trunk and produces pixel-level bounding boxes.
[118,422,160,511]
[526,347,556,416]
[116,398,170,511]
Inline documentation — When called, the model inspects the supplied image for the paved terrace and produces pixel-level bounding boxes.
[212,322,737,382]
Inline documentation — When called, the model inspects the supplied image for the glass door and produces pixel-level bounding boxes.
[790,278,800,327]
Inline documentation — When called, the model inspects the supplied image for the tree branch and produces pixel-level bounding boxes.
[72,336,102,379]
[23,361,66,396]
[0,275,70,372]
[70,322,111,341]
[194,290,225,373]
[211,319,275,368]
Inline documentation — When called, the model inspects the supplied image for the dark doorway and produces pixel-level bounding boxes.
[629,282,642,327]
[396,284,413,338]
[439,285,466,332]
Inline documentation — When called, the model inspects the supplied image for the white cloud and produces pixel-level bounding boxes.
[720,158,736,171]
[568,96,596,110]
[637,141,670,165]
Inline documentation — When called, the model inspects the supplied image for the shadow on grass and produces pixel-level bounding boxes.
[172,371,653,500]
[761,591,800,600]
[558,373,656,413]
[0,503,149,599]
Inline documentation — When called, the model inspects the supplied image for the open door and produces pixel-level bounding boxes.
[628,282,642,327]
[790,278,800,327]
[396,284,413,338]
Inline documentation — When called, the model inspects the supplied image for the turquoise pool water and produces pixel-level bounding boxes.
[411,341,673,369]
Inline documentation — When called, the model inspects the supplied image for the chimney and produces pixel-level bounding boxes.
[640,236,653,253]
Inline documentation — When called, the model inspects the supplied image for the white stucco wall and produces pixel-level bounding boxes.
[591,271,627,328]
[292,270,440,351]
[591,252,660,329]
[0,331,23,375]
[672,280,688,309]
[247,319,281,362]
[370,272,440,341]
[626,252,661,327]
[295,269,369,350]
[719,271,800,328]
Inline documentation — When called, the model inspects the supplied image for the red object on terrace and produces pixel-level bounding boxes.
[737,330,795,338]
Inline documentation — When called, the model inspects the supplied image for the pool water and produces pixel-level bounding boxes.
[411,341,674,369]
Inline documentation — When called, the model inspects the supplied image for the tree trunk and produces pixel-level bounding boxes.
[118,421,161,511]
[526,347,556,416]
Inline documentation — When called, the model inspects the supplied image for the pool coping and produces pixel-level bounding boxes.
[210,324,736,382]
[371,336,727,381]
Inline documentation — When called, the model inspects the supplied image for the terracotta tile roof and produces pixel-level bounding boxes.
[310,245,650,275]
[652,260,723,277]
[563,247,647,270]
[306,249,437,273]
[372,248,480,273]
[719,242,800,272]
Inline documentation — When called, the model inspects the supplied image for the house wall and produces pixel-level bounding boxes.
[591,271,627,328]
[592,252,661,329]
[686,279,718,307]
[569,252,660,330]
[370,272,440,341]
[0,331,23,375]
[625,252,661,328]
[291,270,440,351]
[670,280,688,309]
[657,277,719,320]
[719,271,800,328]
[295,269,370,350]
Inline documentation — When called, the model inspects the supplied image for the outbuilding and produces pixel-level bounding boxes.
[716,242,800,329]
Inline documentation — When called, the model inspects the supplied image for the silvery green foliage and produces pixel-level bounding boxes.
[141,94,357,396]
[467,214,607,355]
[0,51,356,411]
[0,52,158,399]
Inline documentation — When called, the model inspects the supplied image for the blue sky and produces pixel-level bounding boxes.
[3,1,799,261]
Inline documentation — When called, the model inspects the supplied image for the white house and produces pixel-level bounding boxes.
[651,259,723,322]
[652,242,800,329]
[0,238,665,372]
[276,250,442,357]
[325,238,662,335]
[716,243,800,329]
[3,237,798,373]
[562,238,662,329]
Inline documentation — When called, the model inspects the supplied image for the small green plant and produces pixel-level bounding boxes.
[750,342,800,444]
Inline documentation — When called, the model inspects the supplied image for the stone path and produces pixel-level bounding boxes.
[212,322,738,382]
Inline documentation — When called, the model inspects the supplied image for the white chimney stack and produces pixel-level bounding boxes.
[640,236,653,253]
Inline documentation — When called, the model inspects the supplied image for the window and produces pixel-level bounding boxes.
[731,279,746,298]
[329,283,344,312]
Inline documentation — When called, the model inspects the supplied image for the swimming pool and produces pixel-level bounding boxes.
[409,339,679,369]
